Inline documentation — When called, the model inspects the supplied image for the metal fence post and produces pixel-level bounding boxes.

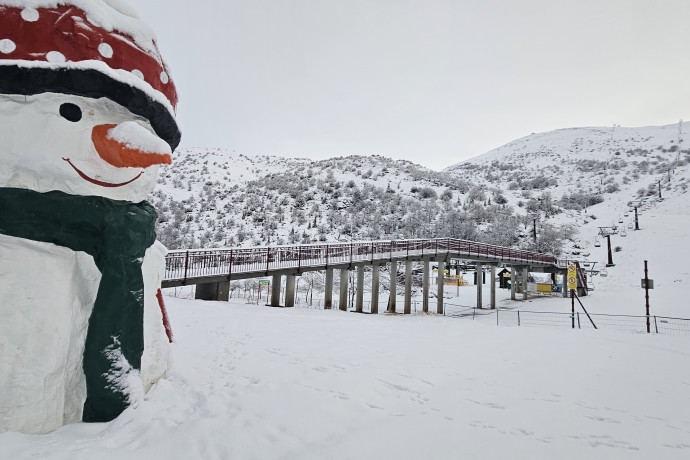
[265,247,270,275]
[183,250,189,285]
[654,316,658,334]
[517,310,521,327]
[577,311,581,329]
[227,249,233,281]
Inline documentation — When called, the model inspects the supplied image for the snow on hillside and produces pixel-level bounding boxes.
[149,122,689,264]
[150,149,472,249]
[444,121,690,258]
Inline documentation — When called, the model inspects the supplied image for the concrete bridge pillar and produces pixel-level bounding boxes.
[404,260,413,314]
[194,281,229,301]
[476,265,483,308]
[339,268,349,311]
[510,266,516,301]
[522,266,529,301]
[356,265,365,313]
[422,259,430,313]
[490,265,497,309]
[324,268,334,309]
[371,264,380,314]
[271,274,281,306]
[562,270,569,298]
[285,275,296,308]
[388,261,397,313]
[437,258,445,314]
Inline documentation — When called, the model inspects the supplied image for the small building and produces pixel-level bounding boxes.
[498,268,511,289]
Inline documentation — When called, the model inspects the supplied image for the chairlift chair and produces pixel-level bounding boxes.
[599,268,608,277]
[620,228,627,237]
[618,216,624,223]
[594,236,601,247]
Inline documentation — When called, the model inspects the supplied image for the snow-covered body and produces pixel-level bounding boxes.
[0,236,169,433]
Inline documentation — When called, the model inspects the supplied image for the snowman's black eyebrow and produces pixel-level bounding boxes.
[59,102,82,122]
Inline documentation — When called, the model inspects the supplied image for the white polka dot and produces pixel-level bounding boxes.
[0,39,16,54]
[21,8,39,22]
[46,51,66,63]
[98,43,113,59]
[131,69,145,80]
[160,71,169,84]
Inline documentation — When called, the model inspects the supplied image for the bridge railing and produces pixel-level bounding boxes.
[164,237,558,283]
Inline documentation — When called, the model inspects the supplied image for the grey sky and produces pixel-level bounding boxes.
[129,0,690,170]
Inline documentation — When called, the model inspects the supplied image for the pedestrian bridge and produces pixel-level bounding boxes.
[163,237,574,314]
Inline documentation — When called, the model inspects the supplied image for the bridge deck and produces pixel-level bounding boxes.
[163,238,567,288]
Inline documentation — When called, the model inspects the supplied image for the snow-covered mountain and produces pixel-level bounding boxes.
[150,122,689,260]
[444,121,689,257]
[150,149,473,249]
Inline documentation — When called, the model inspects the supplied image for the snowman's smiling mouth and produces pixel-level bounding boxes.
[62,158,144,188]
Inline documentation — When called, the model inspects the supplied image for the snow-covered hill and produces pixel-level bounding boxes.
[444,122,689,255]
[150,122,689,261]
[151,149,473,249]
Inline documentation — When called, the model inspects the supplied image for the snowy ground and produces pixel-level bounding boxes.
[2,291,690,459]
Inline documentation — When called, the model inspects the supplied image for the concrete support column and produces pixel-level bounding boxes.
[422,259,430,313]
[562,270,568,298]
[476,265,483,308]
[339,268,348,311]
[271,274,282,307]
[490,265,497,309]
[194,281,230,301]
[404,260,413,314]
[371,264,380,314]
[324,268,334,309]
[388,261,397,313]
[522,266,529,301]
[510,266,516,301]
[437,259,445,314]
[356,265,365,313]
[285,275,296,308]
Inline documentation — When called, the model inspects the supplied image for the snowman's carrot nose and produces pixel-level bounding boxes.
[92,124,172,168]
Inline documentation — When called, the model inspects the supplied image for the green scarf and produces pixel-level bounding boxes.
[0,187,157,423]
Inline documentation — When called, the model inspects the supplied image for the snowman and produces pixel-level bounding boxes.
[0,0,180,433]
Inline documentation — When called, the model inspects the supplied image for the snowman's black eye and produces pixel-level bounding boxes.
[59,103,82,122]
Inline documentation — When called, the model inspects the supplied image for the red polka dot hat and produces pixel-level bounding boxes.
[0,0,181,150]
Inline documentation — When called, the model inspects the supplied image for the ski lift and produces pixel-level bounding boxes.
[624,212,629,217]
[620,228,627,237]
[594,236,601,247]
[583,262,591,268]
[618,215,624,223]
[599,268,608,277]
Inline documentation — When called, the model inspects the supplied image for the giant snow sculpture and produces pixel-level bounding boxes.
[0,0,180,433]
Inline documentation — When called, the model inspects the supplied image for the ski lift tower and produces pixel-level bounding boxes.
[598,226,618,267]
[627,200,644,230]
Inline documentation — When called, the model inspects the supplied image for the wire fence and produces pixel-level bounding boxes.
[494,309,690,336]
[165,286,690,336]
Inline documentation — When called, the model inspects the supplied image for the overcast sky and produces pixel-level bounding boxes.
[129,0,690,170]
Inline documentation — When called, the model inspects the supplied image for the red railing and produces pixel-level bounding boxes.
[164,238,559,284]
